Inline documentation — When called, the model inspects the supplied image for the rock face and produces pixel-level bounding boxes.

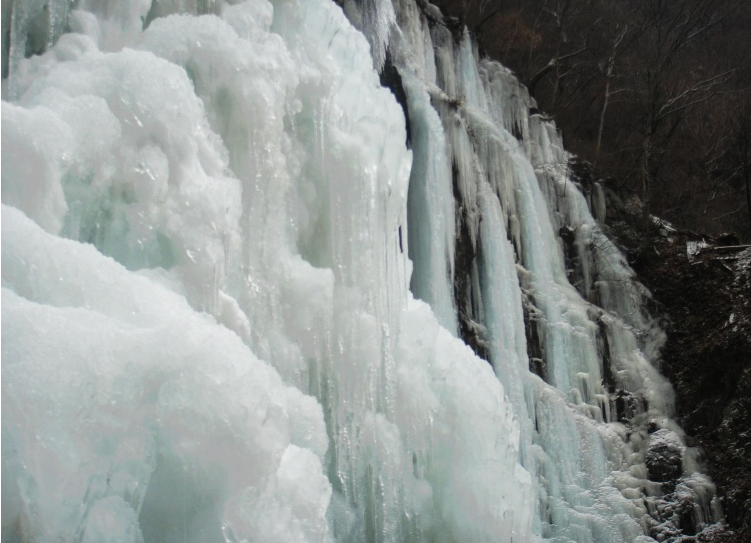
[602,184,751,543]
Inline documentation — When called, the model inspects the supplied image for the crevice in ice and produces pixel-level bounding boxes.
[340,0,396,72]
[378,51,411,147]
[2,0,72,90]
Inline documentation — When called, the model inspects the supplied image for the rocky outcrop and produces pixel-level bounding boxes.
[646,429,684,488]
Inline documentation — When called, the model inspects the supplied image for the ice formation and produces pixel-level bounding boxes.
[1,0,723,542]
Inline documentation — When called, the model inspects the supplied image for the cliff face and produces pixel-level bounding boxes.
[635,239,751,543]
[601,183,751,542]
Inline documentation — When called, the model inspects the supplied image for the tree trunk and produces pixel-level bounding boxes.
[745,167,751,235]
[639,134,653,255]
[742,129,751,237]
[594,76,611,169]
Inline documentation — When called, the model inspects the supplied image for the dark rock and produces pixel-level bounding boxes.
[523,295,547,380]
[614,389,647,423]
[559,225,578,284]
[450,160,490,362]
[646,430,684,486]
[716,233,740,246]
[379,52,411,147]
[597,317,616,394]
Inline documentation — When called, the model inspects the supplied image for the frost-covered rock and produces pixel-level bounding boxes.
[647,429,684,485]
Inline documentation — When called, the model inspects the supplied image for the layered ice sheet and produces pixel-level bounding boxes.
[2,0,722,542]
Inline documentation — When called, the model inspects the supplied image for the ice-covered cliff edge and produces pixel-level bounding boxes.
[1,1,725,542]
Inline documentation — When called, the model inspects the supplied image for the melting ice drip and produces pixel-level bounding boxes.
[0,1,722,542]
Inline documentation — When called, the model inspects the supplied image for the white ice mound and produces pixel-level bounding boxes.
[1,205,332,543]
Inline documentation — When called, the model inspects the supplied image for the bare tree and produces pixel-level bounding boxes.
[433,0,751,239]
[626,0,744,243]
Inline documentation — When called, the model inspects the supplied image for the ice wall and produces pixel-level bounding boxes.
[1,0,722,542]
[2,1,530,542]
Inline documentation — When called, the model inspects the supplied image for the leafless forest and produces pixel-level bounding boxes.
[433,0,751,241]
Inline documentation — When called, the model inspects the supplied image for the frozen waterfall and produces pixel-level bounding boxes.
[1,1,722,542]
